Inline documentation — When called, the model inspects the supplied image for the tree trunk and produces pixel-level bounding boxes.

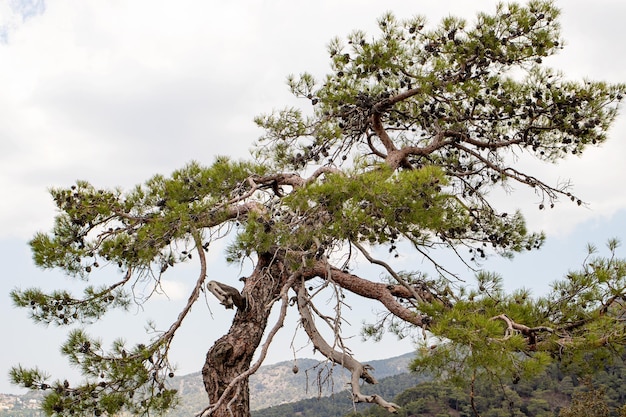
[201,254,286,417]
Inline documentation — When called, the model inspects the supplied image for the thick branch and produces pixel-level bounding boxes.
[370,113,398,155]
[369,111,451,170]
[371,87,422,113]
[306,260,427,327]
[352,241,422,304]
[366,132,388,159]
[491,314,555,340]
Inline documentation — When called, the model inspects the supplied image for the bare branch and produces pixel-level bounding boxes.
[295,283,400,413]
[159,234,209,353]
[491,314,555,339]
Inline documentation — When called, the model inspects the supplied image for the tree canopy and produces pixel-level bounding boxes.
[10,1,626,416]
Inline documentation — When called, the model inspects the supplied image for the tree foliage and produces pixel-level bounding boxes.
[411,240,626,393]
[10,1,626,416]
[343,355,626,417]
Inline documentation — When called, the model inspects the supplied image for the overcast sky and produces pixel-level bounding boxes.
[1,0,625,396]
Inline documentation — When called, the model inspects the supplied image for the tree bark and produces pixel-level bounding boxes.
[201,254,286,417]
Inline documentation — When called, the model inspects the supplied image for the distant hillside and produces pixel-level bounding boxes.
[162,352,415,416]
[8,350,625,417]
[0,352,415,417]
[251,372,426,417]
[252,354,626,417]
[254,352,413,409]
[0,391,44,417]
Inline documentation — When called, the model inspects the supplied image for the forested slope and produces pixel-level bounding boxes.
[254,356,626,417]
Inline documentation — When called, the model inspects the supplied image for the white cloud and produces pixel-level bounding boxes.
[0,0,624,240]
[151,278,189,301]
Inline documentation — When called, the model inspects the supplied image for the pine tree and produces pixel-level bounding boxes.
[10,1,626,416]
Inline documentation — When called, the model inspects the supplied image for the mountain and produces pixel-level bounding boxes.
[0,352,415,416]
[250,352,626,417]
[9,350,625,417]
[250,372,426,417]
[250,352,415,409]
[161,352,415,416]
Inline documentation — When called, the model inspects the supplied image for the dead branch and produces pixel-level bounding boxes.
[295,283,400,413]
[157,234,209,354]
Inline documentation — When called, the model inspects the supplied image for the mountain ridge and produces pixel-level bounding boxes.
[0,352,415,416]
[165,351,415,414]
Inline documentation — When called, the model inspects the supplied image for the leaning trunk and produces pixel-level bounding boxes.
[201,254,286,417]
